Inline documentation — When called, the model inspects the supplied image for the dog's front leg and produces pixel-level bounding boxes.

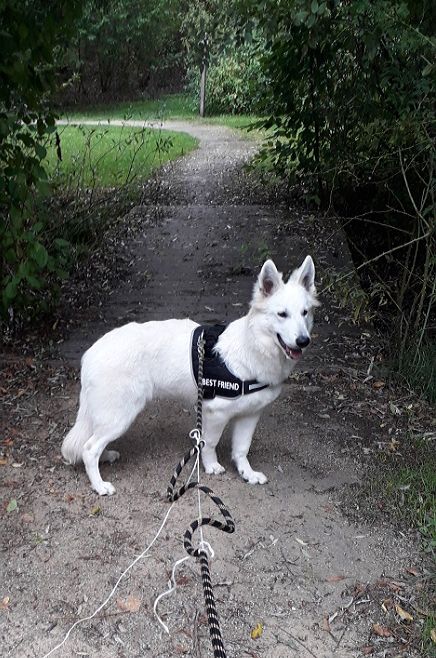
[201,411,227,475]
[231,413,267,484]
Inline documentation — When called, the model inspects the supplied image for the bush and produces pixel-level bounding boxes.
[188,44,268,115]
[0,1,83,320]
[253,0,435,392]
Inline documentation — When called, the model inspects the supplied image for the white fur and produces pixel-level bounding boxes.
[62,257,318,495]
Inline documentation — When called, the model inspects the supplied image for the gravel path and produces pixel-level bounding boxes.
[1,121,423,658]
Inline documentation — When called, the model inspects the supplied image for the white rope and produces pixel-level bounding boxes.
[153,554,192,634]
[153,429,215,635]
[40,455,200,658]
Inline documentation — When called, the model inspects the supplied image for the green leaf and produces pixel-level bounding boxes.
[26,274,43,289]
[7,499,18,513]
[4,280,18,301]
[54,238,70,249]
[422,62,434,77]
[30,242,48,268]
[35,144,47,160]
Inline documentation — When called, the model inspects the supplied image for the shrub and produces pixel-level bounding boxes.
[0,1,83,319]
[188,44,269,115]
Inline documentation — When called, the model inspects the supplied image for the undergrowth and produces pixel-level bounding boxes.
[397,342,436,405]
[349,433,435,653]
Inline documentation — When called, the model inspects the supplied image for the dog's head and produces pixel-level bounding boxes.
[250,256,319,361]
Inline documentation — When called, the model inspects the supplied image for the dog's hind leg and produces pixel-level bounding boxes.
[83,404,140,495]
[83,426,127,496]
[231,413,267,485]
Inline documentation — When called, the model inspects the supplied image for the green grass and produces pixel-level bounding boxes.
[423,615,436,657]
[352,435,436,654]
[384,458,436,554]
[45,124,198,188]
[397,341,436,404]
[62,93,262,134]
[63,93,194,122]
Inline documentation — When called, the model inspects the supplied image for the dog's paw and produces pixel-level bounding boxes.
[100,450,120,464]
[240,469,268,485]
[204,462,226,476]
[94,481,116,496]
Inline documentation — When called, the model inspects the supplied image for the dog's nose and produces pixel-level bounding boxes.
[296,335,310,348]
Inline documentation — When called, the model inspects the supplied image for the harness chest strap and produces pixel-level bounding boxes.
[191,325,269,400]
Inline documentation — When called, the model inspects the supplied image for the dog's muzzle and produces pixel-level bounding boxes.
[277,334,304,360]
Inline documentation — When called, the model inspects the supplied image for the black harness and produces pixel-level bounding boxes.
[191,325,269,399]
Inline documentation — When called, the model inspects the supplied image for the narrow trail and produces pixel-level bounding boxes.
[1,121,421,658]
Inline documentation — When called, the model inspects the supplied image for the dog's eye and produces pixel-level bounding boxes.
[302,309,308,316]
[278,311,288,318]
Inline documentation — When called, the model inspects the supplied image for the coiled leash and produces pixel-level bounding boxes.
[166,332,235,658]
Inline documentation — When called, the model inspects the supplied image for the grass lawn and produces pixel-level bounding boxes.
[61,93,262,133]
[45,123,198,188]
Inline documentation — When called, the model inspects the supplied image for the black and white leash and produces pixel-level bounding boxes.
[166,331,235,658]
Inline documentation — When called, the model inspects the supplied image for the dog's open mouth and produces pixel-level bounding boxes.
[277,334,302,360]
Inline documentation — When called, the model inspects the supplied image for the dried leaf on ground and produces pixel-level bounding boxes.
[373,623,392,637]
[89,505,101,516]
[251,623,263,640]
[326,575,346,583]
[430,629,436,644]
[322,616,331,632]
[0,596,10,610]
[116,595,141,613]
[405,567,419,576]
[395,604,413,622]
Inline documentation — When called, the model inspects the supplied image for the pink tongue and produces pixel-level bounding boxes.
[290,349,302,360]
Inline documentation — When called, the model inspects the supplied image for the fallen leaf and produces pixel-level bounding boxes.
[0,458,8,466]
[21,513,34,524]
[361,646,374,655]
[251,623,263,640]
[117,595,141,613]
[395,603,413,622]
[0,596,10,610]
[326,575,346,583]
[405,567,419,577]
[373,624,392,637]
[389,402,401,415]
[322,616,331,632]
[6,499,18,513]
[372,380,385,389]
[89,505,101,516]
[430,629,436,644]
[387,438,399,452]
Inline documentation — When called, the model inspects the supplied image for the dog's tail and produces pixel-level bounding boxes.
[61,393,92,464]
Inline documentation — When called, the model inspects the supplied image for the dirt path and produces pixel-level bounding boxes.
[1,122,423,658]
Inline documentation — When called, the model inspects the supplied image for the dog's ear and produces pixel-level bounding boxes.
[290,255,316,294]
[258,259,282,296]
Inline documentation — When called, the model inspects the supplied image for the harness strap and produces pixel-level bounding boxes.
[191,324,269,399]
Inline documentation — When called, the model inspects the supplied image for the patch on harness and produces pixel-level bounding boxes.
[191,325,268,399]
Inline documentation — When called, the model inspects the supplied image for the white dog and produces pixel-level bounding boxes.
[62,256,318,495]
